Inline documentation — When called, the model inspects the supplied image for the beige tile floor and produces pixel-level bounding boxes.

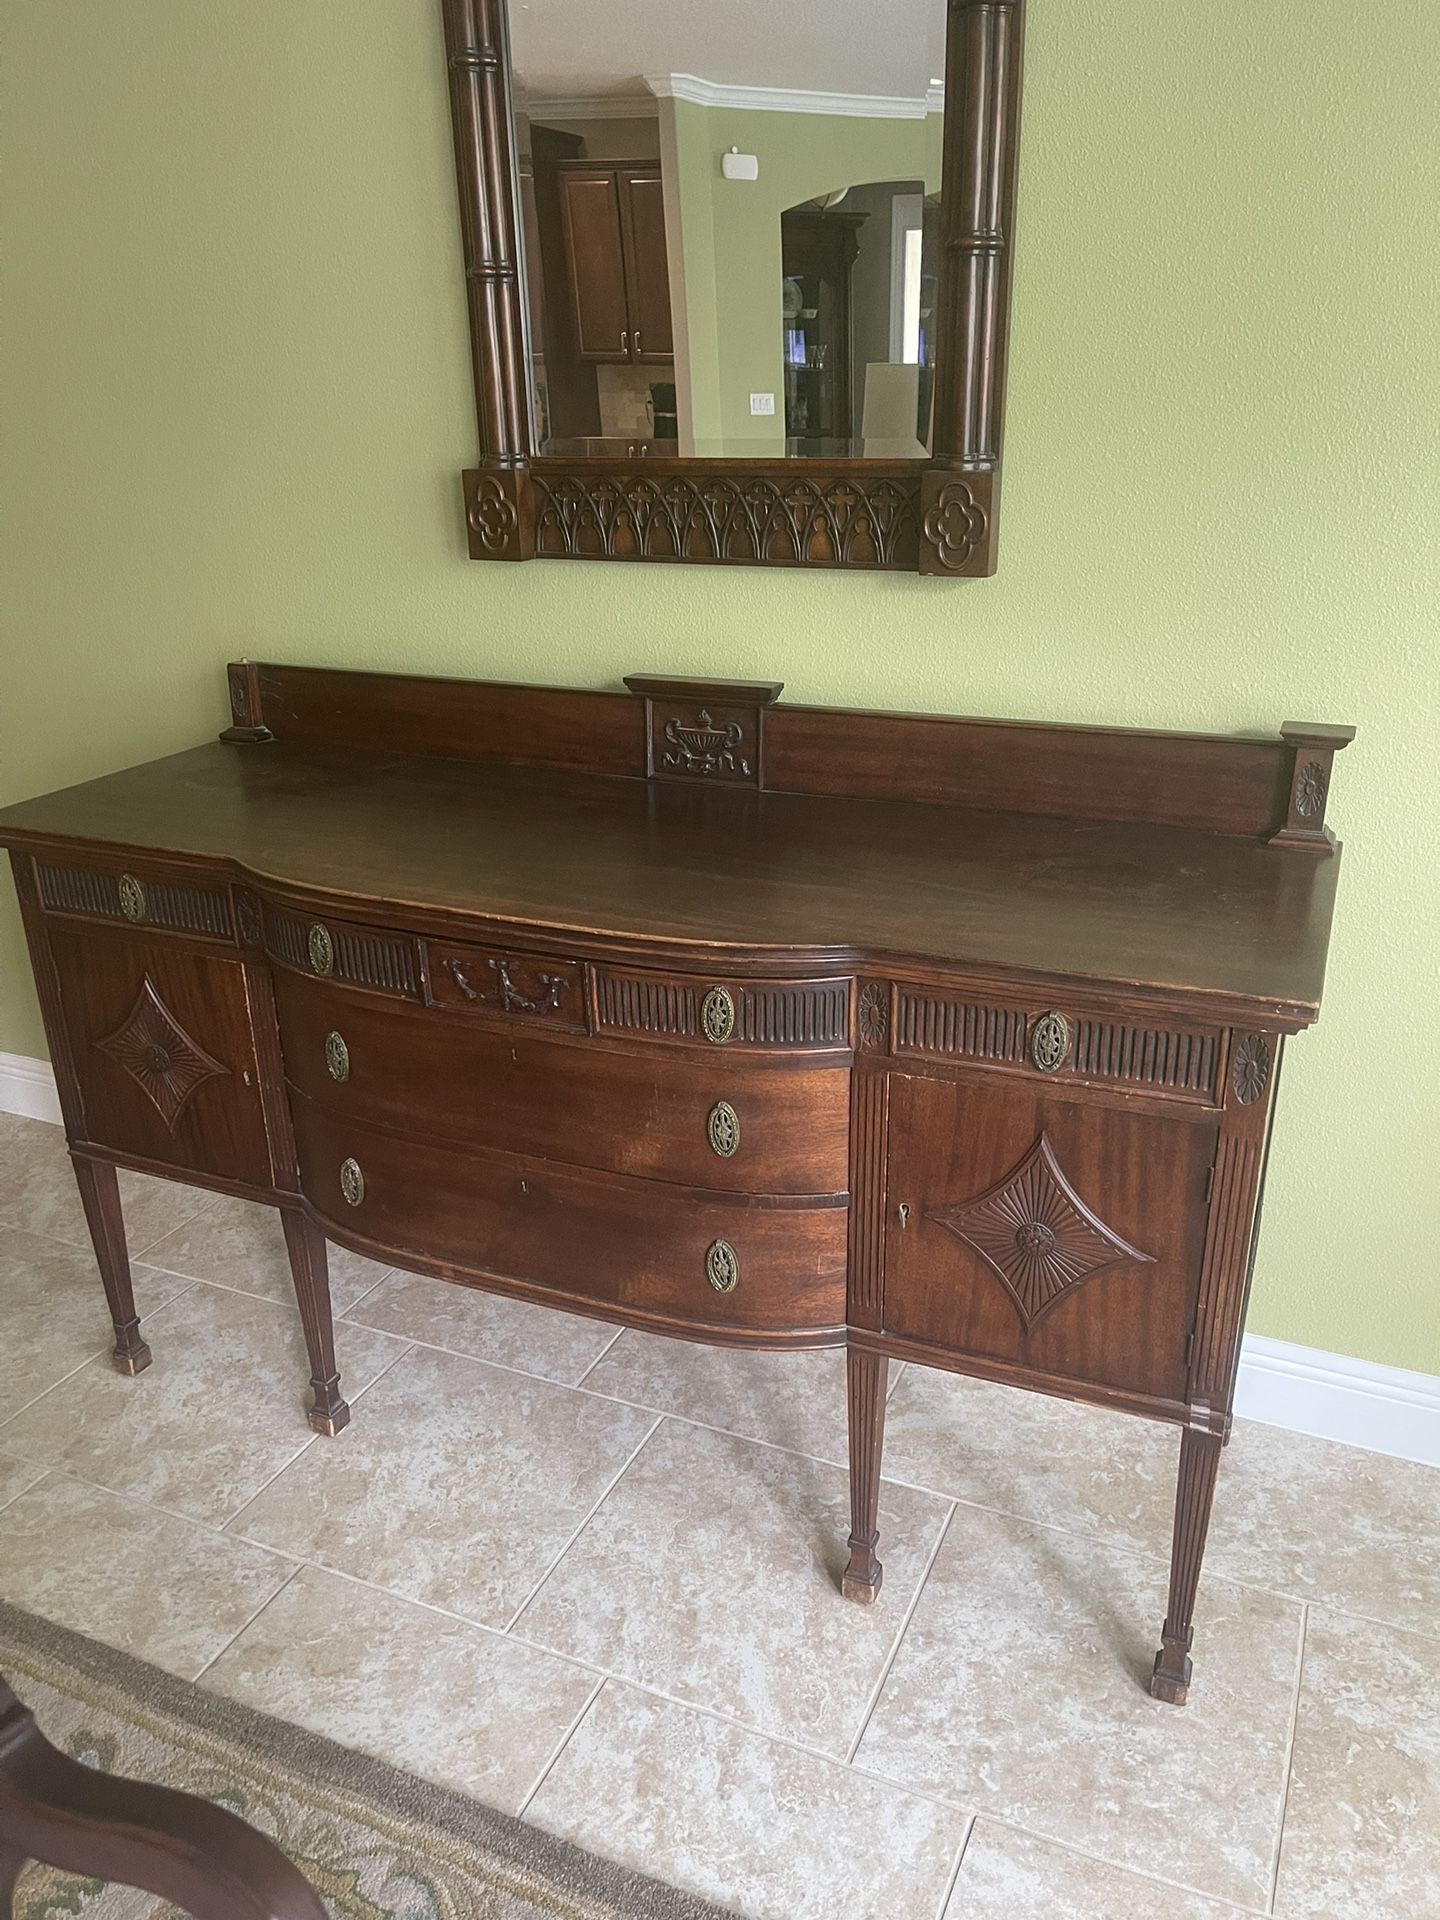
[1,1109,1436,1918]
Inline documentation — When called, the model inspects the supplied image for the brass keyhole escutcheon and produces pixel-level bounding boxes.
[706,1100,740,1158]
[706,1239,739,1293]
[339,1157,365,1207]
[308,922,334,976]
[324,1031,350,1083]
[118,873,148,924]
[701,986,735,1045]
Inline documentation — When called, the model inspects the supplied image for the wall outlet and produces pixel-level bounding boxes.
[750,392,776,417]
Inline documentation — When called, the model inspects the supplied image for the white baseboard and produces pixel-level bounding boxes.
[0,1052,1435,1465]
[0,1050,62,1125]
[1234,1335,1440,1468]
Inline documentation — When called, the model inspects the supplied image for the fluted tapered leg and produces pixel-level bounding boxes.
[1151,1425,1224,1704]
[280,1210,349,1436]
[843,1348,888,1604]
[71,1156,151,1376]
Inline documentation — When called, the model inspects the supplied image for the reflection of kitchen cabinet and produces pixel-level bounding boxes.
[781,210,865,443]
[558,165,673,365]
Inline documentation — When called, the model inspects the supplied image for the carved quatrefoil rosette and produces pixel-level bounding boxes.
[926,1133,1156,1333]
[468,476,520,556]
[96,978,229,1131]
[921,481,987,572]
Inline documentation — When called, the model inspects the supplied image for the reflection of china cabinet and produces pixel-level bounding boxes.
[781,210,865,443]
[557,165,673,365]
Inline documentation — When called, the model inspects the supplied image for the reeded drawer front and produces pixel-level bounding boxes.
[34,859,233,944]
[593,965,851,1053]
[262,902,420,999]
[273,972,849,1196]
[292,1096,848,1338]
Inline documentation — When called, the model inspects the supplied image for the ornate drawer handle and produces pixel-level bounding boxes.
[324,1031,350,1083]
[706,1239,739,1293]
[706,1100,740,1158]
[1029,1010,1070,1073]
[701,986,736,1045]
[118,874,148,924]
[308,922,334,976]
[339,1157,365,1207]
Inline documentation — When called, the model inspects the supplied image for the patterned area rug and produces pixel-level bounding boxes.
[1,1602,736,1920]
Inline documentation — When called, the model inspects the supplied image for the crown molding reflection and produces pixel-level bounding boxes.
[643,72,945,119]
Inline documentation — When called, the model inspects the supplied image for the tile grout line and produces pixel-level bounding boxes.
[187,1560,309,1685]
[978,1815,1269,1917]
[932,1818,974,1920]
[499,1414,664,1635]
[221,1339,417,1535]
[514,1674,608,1820]
[1266,1601,1309,1917]
[844,1501,956,1767]
[568,1324,627,1387]
[0,1348,117,1436]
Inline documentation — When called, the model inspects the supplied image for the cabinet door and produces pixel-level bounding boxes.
[883,1072,1216,1407]
[619,172,674,361]
[558,170,631,362]
[49,926,272,1187]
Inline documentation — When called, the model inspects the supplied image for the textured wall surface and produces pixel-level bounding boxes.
[1,0,1436,1370]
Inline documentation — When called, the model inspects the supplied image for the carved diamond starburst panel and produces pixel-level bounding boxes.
[926,1133,1155,1333]
[97,978,229,1131]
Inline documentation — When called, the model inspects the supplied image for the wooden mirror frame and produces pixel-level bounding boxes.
[441,0,1026,576]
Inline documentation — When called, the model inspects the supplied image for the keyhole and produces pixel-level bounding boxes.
[897,1203,910,1229]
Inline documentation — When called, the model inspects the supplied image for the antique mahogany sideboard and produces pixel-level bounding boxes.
[0,665,1353,1704]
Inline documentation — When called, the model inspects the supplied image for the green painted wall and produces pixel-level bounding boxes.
[1,0,1436,1372]
[667,103,942,449]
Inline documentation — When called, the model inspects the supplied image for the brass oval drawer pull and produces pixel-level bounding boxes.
[701,986,735,1045]
[339,1157,365,1206]
[1029,1010,1070,1073]
[308,922,335,976]
[324,1031,350,1083]
[706,1239,739,1293]
[706,1100,740,1158]
[118,874,148,924]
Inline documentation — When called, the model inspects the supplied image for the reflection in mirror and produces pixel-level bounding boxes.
[510,0,945,460]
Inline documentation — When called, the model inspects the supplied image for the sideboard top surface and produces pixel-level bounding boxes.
[0,737,1343,1023]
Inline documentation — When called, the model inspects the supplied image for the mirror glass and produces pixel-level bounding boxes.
[510,0,945,459]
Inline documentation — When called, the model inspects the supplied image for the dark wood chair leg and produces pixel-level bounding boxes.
[0,1839,25,1917]
[279,1208,350,1436]
[1150,1425,1224,1704]
[0,1676,327,1920]
[71,1155,152,1377]
[842,1348,888,1604]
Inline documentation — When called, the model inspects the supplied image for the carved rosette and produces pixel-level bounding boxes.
[857,982,890,1053]
[97,979,229,1131]
[1231,1034,1271,1107]
[927,1132,1156,1332]
[919,477,989,575]
[1294,761,1328,819]
[234,891,263,948]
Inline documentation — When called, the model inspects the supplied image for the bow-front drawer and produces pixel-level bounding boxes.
[291,1095,847,1341]
[273,972,849,1197]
